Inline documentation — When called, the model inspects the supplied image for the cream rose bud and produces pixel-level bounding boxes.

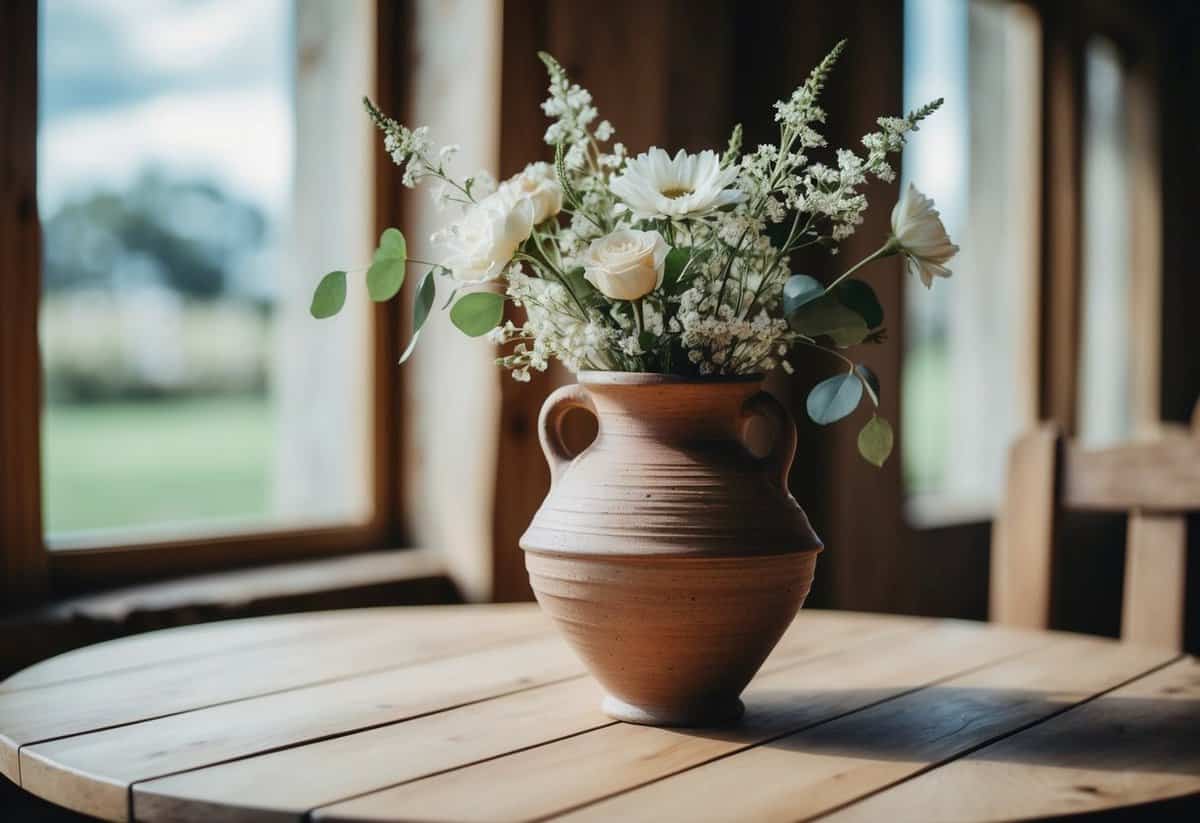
[580,229,668,301]
[497,162,563,225]
[441,194,535,281]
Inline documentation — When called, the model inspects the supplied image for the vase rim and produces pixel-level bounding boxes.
[576,370,765,386]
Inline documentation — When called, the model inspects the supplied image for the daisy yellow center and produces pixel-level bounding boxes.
[659,186,693,199]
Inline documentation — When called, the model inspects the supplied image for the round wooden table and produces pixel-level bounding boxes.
[1,605,1196,822]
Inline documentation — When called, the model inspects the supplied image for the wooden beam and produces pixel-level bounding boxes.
[372,0,411,546]
[1125,62,1163,435]
[491,0,679,602]
[1063,437,1200,511]
[0,0,47,608]
[1039,12,1084,430]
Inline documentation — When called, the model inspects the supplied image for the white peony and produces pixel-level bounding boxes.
[441,193,535,281]
[496,162,563,225]
[890,182,959,288]
[609,147,742,219]
[580,229,668,301]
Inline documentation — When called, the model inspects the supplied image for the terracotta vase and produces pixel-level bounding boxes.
[520,371,823,727]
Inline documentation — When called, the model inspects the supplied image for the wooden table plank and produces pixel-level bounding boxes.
[1,607,474,693]
[21,634,582,822]
[136,677,608,823]
[313,621,1050,823]
[127,612,909,823]
[0,606,551,781]
[543,636,1175,823]
[817,656,1200,823]
[4,607,1191,823]
[29,610,887,822]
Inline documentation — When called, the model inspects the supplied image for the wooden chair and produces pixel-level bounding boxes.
[990,405,1200,650]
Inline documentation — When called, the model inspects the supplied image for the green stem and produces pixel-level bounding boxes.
[792,336,878,406]
[631,299,645,336]
[823,240,898,295]
[793,335,855,371]
[512,252,589,319]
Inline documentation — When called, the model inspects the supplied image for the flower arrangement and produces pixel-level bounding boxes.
[311,41,958,466]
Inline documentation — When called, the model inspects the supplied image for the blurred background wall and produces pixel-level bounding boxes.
[7,0,1199,646]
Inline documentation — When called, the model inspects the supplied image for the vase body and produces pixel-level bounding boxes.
[520,371,822,726]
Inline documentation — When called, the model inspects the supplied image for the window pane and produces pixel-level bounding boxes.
[1077,38,1132,447]
[38,0,373,542]
[901,0,1041,519]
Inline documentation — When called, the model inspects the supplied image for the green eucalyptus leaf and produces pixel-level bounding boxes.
[399,268,437,364]
[783,274,824,316]
[366,259,406,302]
[855,364,881,405]
[450,291,505,337]
[413,268,436,331]
[836,279,884,329]
[857,414,894,467]
[367,229,407,302]
[806,371,863,425]
[377,227,407,258]
[789,295,869,346]
[310,270,347,319]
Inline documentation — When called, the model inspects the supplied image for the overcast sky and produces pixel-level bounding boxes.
[38,0,295,215]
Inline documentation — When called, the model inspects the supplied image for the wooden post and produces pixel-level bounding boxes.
[989,425,1063,628]
[0,0,48,608]
[1038,12,1084,431]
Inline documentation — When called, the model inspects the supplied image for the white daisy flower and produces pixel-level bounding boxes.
[889,182,960,288]
[609,147,742,220]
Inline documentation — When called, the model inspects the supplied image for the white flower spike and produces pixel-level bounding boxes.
[889,182,959,288]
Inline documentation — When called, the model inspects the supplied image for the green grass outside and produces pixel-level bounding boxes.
[39,352,949,536]
[901,338,950,494]
[42,395,274,536]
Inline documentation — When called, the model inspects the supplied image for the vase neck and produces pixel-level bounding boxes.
[581,379,763,441]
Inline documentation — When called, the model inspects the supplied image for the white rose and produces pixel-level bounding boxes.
[580,229,668,301]
[440,193,535,281]
[496,162,563,225]
[889,182,959,288]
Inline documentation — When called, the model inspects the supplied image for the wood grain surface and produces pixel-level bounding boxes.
[0,605,1195,823]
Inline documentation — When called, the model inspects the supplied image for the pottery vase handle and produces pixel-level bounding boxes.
[538,384,597,486]
[742,391,798,489]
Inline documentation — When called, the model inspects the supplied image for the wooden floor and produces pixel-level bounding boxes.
[0,605,1197,822]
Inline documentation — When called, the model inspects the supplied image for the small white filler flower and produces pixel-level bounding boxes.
[889,182,959,288]
[609,147,741,220]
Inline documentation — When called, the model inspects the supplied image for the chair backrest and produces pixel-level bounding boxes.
[990,411,1200,650]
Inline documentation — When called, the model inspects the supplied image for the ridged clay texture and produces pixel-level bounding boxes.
[521,372,823,726]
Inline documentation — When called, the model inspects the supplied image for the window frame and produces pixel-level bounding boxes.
[0,0,415,602]
[899,0,1169,527]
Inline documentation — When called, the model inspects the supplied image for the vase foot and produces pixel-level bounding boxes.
[601,695,745,727]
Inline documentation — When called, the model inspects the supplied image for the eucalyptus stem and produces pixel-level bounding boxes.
[793,335,855,371]
[823,240,898,294]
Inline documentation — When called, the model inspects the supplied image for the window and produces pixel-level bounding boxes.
[901,0,1041,522]
[38,0,375,547]
[1076,36,1161,447]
